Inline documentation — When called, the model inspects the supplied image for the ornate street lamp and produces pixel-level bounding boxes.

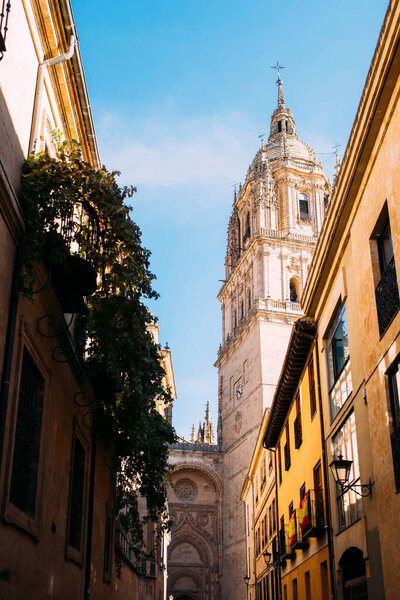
[263,550,272,566]
[329,454,374,497]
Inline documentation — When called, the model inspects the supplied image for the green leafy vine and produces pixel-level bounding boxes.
[20,137,176,558]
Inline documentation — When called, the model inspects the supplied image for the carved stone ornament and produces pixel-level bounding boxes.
[235,411,242,434]
[175,478,198,502]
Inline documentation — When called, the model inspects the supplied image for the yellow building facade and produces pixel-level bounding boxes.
[263,319,333,600]
[242,409,279,600]
[302,2,400,598]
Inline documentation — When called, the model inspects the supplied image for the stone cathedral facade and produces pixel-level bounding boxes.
[215,76,330,600]
[167,76,330,600]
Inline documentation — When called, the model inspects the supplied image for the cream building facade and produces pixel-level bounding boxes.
[215,76,330,600]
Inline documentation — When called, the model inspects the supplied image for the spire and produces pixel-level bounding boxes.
[191,424,195,443]
[277,77,286,108]
[271,61,286,108]
[205,401,211,422]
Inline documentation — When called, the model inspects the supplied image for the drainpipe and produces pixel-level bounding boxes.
[28,35,76,155]
[315,339,336,600]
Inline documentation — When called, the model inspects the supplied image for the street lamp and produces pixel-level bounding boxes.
[263,550,272,566]
[329,454,374,497]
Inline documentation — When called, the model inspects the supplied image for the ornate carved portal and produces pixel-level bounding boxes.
[167,463,222,600]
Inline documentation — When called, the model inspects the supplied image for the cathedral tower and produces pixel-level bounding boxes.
[216,74,330,600]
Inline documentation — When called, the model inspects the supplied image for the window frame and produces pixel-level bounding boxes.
[2,323,50,540]
[65,417,90,565]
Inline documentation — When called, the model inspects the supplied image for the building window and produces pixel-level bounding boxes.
[305,571,311,600]
[272,498,276,532]
[278,444,282,483]
[243,211,251,244]
[308,357,317,418]
[299,483,306,503]
[67,433,87,559]
[298,193,311,222]
[9,348,45,517]
[326,302,352,418]
[388,359,400,491]
[103,503,114,583]
[284,423,291,470]
[332,412,362,531]
[292,578,298,600]
[372,213,400,336]
[289,278,299,303]
[294,394,302,449]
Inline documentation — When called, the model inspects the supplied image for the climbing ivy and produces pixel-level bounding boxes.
[20,137,176,556]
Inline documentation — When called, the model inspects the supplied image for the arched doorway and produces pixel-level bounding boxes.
[339,547,368,600]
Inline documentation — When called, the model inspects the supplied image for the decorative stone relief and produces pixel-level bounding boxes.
[234,411,242,434]
[176,479,197,502]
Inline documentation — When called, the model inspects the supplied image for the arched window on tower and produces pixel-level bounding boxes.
[277,121,282,133]
[240,300,244,320]
[247,288,251,311]
[290,278,300,303]
[243,212,250,244]
[298,193,311,222]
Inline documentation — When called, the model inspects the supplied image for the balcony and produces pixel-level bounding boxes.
[294,414,302,449]
[115,526,140,571]
[300,489,325,540]
[279,525,295,561]
[271,535,284,567]
[375,256,400,336]
[284,442,291,471]
[391,424,400,492]
[291,511,309,550]
[298,212,312,223]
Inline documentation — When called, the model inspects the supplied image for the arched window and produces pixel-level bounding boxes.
[243,212,250,244]
[290,278,300,303]
[298,193,310,221]
[247,288,251,310]
[277,121,282,133]
[240,300,244,320]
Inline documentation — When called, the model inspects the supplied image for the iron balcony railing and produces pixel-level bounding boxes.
[0,1,11,59]
[279,525,295,560]
[115,526,140,571]
[294,414,302,449]
[298,212,312,223]
[301,489,325,539]
[375,256,400,337]
[290,511,309,550]
[391,424,400,492]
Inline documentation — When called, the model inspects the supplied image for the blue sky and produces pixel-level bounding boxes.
[73,0,387,440]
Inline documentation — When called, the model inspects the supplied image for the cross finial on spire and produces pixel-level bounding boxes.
[271,61,286,108]
[271,60,285,85]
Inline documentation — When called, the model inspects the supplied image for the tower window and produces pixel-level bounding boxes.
[298,194,311,222]
[290,278,299,303]
[277,121,282,133]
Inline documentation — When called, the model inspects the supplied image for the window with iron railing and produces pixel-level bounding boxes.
[371,210,399,337]
[284,442,291,471]
[388,360,400,492]
[326,302,352,419]
[10,348,44,517]
[68,435,86,551]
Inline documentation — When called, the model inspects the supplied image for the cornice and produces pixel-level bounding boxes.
[302,0,400,316]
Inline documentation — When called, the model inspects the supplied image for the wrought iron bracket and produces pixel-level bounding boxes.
[339,480,374,498]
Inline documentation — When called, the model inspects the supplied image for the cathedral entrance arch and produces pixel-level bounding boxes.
[167,449,223,600]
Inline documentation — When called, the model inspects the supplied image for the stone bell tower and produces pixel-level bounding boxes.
[216,72,330,600]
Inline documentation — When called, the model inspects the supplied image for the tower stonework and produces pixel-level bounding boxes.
[216,77,330,600]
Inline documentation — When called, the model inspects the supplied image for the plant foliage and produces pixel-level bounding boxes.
[20,138,176,555]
